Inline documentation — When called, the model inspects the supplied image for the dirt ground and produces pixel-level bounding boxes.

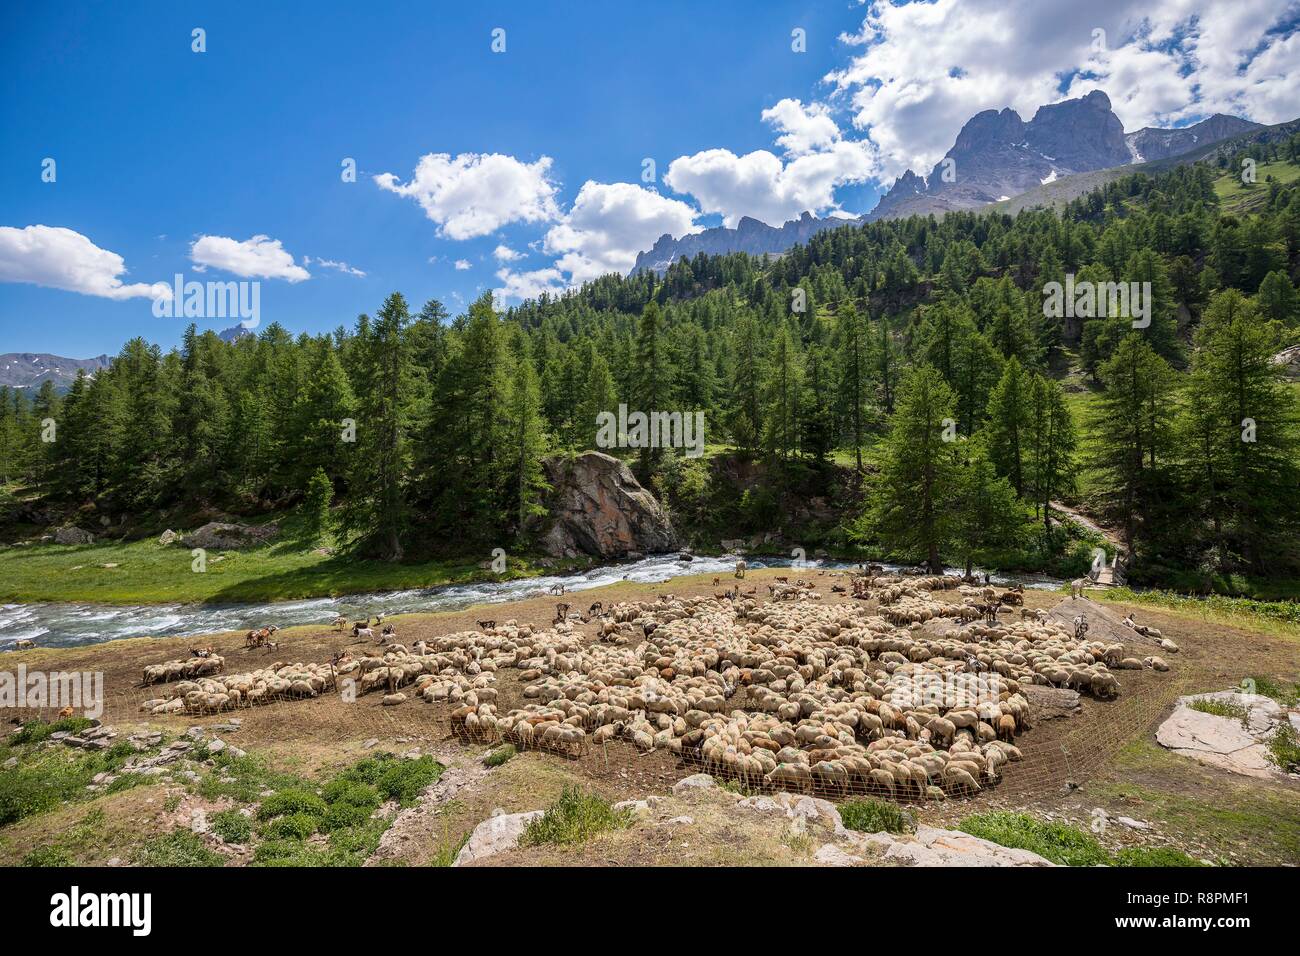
[3,568,1298,866]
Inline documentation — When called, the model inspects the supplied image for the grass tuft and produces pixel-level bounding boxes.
[839,798,916,834]
[522,786,631,847]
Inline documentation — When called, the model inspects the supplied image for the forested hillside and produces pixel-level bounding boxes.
[3,135,1299,594]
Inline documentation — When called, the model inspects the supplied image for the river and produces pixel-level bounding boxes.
[0,553,1064,649]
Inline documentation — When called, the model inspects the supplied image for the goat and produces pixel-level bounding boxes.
[190,646,214,658]
[548,583,566,596]
[734,560,747,579]
[712,578,721,586]
[553,602,571,625]
[587,602,603,616]
[476,619,496,631]
[332,615,347,631]
[14,639,35,650]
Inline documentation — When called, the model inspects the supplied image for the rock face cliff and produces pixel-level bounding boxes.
[630,93,1262,272]
[536,452,678,558]
[632,211,848,275]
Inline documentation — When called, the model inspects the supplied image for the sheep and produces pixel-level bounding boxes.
[14,639,35,650]
[734,560,747,579]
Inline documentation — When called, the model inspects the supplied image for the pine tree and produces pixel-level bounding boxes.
[984,357,1031,495]
[505,356,551,534]
[836,301,869,469]
[948,438,1023,577]
[870,366,958,571]
[1089,335,1177,556]
[340,293,415,559]
[300,467,333,546]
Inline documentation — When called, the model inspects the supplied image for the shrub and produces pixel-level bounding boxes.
[839,798,916,834]
[958,812,1110,867]
[256,788,327,821]
[209,809,253,844]
[260,812,319,840]
[522,786,630,847]
[1265,722,1300,774]
[484,744,516,768]
[339,754,443,806]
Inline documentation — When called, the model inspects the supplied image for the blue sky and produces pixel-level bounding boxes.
[1,1,876,355]
[3,0,1297,357]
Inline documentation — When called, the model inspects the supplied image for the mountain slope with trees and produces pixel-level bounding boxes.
[3,133,1299,596]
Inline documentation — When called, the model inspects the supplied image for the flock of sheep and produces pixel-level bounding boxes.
[138,660,336,715]
[129,572,1172,800]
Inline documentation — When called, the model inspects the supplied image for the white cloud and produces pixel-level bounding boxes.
[541,181,701,285]
[304,256,366,277]
[826,0,1300,180]
[664,140,877,227]
[762,98,843,156]
[0,225,169,301]
[374,152,561,240]
[190,234,310,282]
[454,259,472,271]
[494,266,566,301]
[493,244,523,262]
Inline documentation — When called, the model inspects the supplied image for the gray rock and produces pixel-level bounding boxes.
[884,826,1055,867]
[814,843,864,866]
[54,526,95,545]
[453,809,545,866]
[180,521,279,551]
[672,773,716,794]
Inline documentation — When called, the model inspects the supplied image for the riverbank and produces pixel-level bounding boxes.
[0,536,596,606]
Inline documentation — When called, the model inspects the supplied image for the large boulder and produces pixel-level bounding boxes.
[1157,691,1291,779]
[54,525,94,545]
[536,452,677,559]
[180,521,279,551]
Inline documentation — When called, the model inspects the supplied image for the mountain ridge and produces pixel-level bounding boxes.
[632,93,1262,273]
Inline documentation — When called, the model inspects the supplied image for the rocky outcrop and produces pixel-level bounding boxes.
[54,525,94,545]
[536,452,677,558]
[1157,691,1296,779]
[632,211,848,274]
[1273,344,1300,380]
[180,521,279,551]
[1126,114,1261,163]
[453,809,544,866]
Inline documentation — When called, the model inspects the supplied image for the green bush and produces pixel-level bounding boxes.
[484,744,516,768]
[209,808,253,844]
[522,786,630,847]
[1265,722,1300,774]
[321,801,373,832]
[256,788,327,821]
[259,811,319,840]
[337,754,443,806]
[839,798,916,835]
[958,812,1110,867]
